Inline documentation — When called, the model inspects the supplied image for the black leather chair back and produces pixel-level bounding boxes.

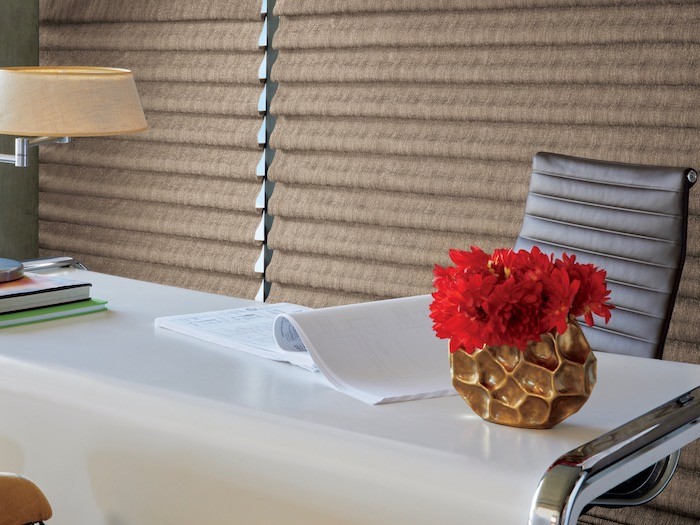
[515,152,696,359]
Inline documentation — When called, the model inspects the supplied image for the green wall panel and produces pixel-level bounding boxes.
[0,0,39,259]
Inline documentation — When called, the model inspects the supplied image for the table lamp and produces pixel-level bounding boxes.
[0,66,147,282]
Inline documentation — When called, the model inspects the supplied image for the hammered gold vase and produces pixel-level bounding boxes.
[450,318,596,429]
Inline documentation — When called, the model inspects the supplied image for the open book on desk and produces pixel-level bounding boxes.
[156,303,317,371]
[155,295,455,404]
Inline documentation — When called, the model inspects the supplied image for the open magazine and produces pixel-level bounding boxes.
[155,295,454,404]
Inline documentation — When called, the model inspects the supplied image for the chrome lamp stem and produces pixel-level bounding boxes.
[0,136,71,167]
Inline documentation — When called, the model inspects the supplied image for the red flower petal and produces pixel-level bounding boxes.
[430,246,614,352]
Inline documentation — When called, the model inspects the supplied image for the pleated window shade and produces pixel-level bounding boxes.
[268,1,700,320]
[268,3,700,523]
[38,0,265,298]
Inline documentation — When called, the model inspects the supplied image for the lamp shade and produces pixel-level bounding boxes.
[0,66,147,137]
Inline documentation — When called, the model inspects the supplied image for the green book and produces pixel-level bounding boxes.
[0,299,108,328]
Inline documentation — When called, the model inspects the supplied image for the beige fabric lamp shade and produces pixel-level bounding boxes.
[0,66,147,136]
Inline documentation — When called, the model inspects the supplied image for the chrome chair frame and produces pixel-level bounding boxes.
[529,386,700,525]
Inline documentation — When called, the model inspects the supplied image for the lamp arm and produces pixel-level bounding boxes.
[0,136,71,167]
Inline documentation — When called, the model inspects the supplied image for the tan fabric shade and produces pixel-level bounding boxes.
[0,66,147,136]
[38,0,265,300]
[267,0,700,314]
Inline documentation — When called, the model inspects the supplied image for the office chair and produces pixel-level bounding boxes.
[516,152,695,359]
[515,152,697,521]
[0,472,52,525]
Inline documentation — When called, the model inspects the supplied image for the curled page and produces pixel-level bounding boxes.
[273,315,308,353]
[273,295,455,404]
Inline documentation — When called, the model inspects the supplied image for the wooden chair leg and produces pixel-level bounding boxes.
[0,473,52,525]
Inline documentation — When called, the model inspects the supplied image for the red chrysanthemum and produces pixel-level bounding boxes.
[555,253,613,326]
[430,246,613,353]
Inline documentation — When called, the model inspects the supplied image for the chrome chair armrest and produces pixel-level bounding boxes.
[21,256,87,272]
[529,385,700,525]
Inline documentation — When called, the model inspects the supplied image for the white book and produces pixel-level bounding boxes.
[155,295,455,405]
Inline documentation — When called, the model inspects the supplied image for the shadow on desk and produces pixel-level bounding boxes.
[89,448,355,525]
[0,436,24,474]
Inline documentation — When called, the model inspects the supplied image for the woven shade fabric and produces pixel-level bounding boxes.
[268,0,700,307]
[273,0,700,16]
[268,2,700,524]
[40,0,261,23]
[39,222,259,276]
[274,7,699,48]
[39,0,264,298]
[38,249,258,299]
[40,50,261,84]
[40,22,260,52]
[40,194,258,244]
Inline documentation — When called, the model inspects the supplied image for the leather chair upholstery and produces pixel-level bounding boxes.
[0,473,51,525]
[515,152,696,359]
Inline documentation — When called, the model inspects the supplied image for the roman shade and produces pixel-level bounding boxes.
[268,0,700,310]
[37,0,265,298]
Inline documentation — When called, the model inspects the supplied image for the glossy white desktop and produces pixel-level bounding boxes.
[0,269,698,525]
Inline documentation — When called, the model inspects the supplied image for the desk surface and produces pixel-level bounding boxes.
[0,270,698,525]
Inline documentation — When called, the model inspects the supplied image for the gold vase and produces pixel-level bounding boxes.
[450,318,596,429]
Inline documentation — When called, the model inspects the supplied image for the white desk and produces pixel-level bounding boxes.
[0,269,698,525]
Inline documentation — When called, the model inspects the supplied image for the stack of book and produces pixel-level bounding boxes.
[0,273,106,328]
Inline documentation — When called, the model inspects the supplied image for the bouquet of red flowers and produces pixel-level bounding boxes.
[430,246,613,353]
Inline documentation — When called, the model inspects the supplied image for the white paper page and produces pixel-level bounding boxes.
[274,295,455,404]
[155,303,317,371]
[273,315,310,352]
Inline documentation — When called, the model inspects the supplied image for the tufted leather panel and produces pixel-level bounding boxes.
[515,152,696,359]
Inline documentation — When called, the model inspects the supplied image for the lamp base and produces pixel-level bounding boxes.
[0,258,24,282]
